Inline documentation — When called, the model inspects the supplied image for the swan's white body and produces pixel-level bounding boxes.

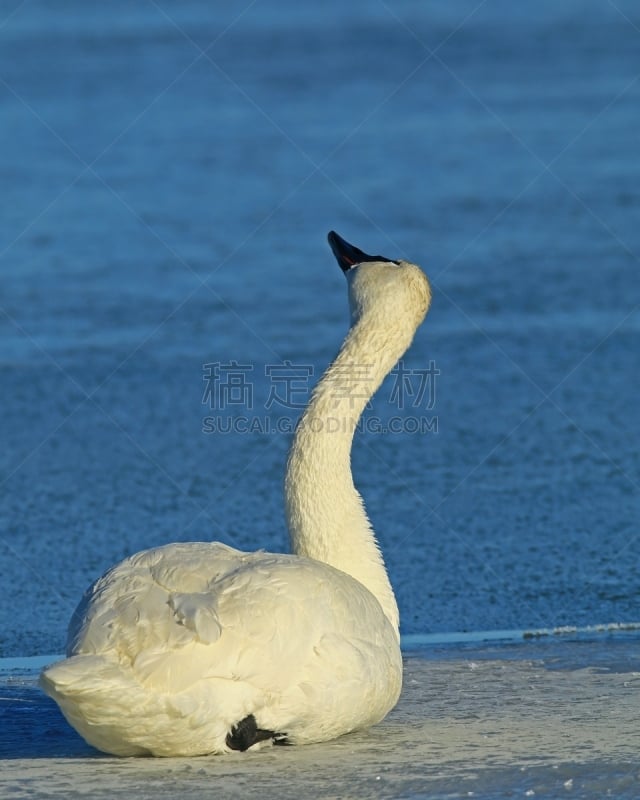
[40,232,431,757]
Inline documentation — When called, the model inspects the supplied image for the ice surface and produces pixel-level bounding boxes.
[2,635,639,799]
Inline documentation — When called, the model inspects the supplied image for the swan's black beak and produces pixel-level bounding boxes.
[327,231,394,273]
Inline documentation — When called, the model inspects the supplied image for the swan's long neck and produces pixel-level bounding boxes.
[285,311,415,638]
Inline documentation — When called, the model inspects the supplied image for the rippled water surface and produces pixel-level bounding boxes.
[1,1,639,659]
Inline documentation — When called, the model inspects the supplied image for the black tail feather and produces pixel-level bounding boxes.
[226,714,290,751]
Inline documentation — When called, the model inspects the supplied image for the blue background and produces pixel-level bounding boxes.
[1,0,639,655]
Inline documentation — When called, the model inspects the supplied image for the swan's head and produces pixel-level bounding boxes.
[327,231,431,330]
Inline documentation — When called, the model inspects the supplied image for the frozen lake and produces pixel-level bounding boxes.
[0,0,639,795]
[2,631,639,799]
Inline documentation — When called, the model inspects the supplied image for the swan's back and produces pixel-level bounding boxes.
[42,543,402,756]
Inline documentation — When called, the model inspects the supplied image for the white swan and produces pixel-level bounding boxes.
[40,231,432,757]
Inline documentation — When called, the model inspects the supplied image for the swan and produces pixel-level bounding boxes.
[40,231,432,757]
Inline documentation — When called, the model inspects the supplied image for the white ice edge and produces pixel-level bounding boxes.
[0,654,59,672]
[402,620,640,648]
[2,620,640,675]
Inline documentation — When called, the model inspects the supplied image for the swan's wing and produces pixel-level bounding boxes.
[67,542,391,697]
[132,556,357,694]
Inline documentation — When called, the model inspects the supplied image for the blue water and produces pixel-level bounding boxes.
[1,1,639,657]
